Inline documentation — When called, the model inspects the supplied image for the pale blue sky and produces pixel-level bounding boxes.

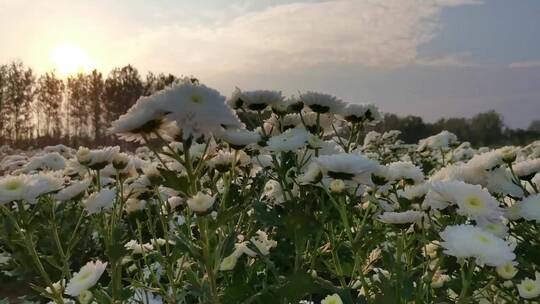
[1,0,539,128]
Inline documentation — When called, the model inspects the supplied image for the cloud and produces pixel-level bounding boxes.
[126,0,481,75]
[508,60,540,69]
[416,53,479,68]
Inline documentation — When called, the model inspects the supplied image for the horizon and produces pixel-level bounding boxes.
[1,0,540,128]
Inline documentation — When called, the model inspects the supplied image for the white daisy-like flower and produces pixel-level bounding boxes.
[476,218,509,238]
[363,131,381,148]
[298,162,323,184]
[54,180,91,201]
[65,260,107,296]
[514,193,540,222]
[340,103,381,124]
[517,272,540,299]
[77,146,121,170]
[266,128,310,152]
[109,93,176,143]
[496,261,518,280]
[417,131,458,151]
[0,175,31,204]
[82,188,116,215]
[125,198,147,213]
[216,128,261,148]
[299,92,345,114]
[386,161,425,184]
[440,224,515,267]
[262,180,286,204]
[452,183,503,220]
[124,240,154,254]
[250,230,277,256]
[378,211,425,224]
[300,112,334,133]
[321,293,343,304]
[235,89,283,111]
[208,150,250,172]
[513,158,540,180]
[486,167,524,198]
[315,153,379,184]
[164,82,242,138]
[186,192,215,213]
[22,152,66,172]
[24,173,64,204]
[397,183,429,200]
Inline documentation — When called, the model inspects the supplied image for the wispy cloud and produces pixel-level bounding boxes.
[127,0,481,74]
[508,60,540,69]
[416,53,479,68]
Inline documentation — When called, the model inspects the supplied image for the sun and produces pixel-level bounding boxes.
[49,44,96,77]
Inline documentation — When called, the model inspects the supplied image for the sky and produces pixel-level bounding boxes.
[1,0,539,129]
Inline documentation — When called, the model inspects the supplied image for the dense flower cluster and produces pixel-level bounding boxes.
[0,81,539,303]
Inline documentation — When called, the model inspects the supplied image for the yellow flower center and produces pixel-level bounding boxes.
[190,94,203,103]
[465,195,484,209]
[5,180,23,191]
[475,234,492,244]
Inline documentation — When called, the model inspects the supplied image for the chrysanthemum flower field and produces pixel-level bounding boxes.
[1,79,539,303]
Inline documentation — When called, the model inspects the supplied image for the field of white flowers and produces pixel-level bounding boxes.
[0,78,539,304]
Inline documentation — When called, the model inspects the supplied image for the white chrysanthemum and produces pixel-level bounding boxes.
[397,183,429,200]
[208,150,250,171]
[235,89,283,111]
[109,93,176,143]
[425,181,503,220]
[452,183,503,220]
[476,218,509,238]
[299,92,345,114]
[266,128,310,152]
[321,294,343,304]
[23,152,66,172]
[187,192,215,213]
[440,225,515,267]
[124,240,154,254]
[54,180,91,201]
[77,146,120,170]
[262,180,286,204]
[298,162,323,184]
[363,131,381,147]
[125,198,147,213]
[496,261,518,280]
[25,173,64,204]
[513,158,540,179]
[387,161,424,184]
[216,128,261,148]
[300,112,334,133]
[315,153,379,184]
[250,230,277,256]
[0,175,31,204]
[514,194,540,222]
[378,211,425,224]
[83,188,116,215]
[418,131,458,151]
[517,272,540,299]
[486,167,524,198]
[65,260,107,296]
[340,103,381,124]
[139,81,242,139]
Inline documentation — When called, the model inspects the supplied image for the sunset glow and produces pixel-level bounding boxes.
[49,44,96,76]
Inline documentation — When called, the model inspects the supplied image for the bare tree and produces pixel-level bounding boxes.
[87,70,105,143]
[4,62,35,143]
[36,72,64,138]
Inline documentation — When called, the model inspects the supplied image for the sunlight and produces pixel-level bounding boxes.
[49,43,96,77]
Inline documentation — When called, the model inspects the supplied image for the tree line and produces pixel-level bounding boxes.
[378,111,540,147]
[0,60,538,149]
[0,61,177,149]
